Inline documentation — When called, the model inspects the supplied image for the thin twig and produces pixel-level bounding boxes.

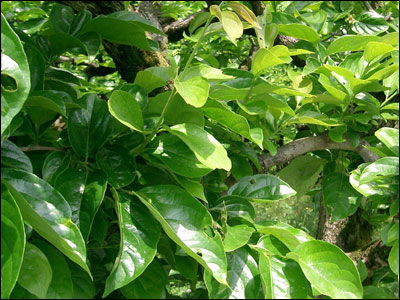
[20,145,65,152]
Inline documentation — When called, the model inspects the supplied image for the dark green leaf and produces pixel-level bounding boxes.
[68,94,113,160]
[96,146,137,188]
[213,195,255,223]
[1,13,31,136]
[120,258,167,299]
[42,151,70,184]
[227,174,296,202]
[1,140,32,172]
[2,169,91,277]
[388,240,399,275]
[323,173,361,221]
[67,260,95,299]
[1,183,25,299]
[33,240,74,299]
[17,243,52,299]
[134,66,171,93]
[49,3,74,33]
[103,190,160,297]
[137,185,228,285]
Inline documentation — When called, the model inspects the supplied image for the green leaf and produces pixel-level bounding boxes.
[180,64,234,81]
[223,224,255,252]
[80,15,157,50]
[1,183,25,299]
[69,9,92,36]
[213,195,255,223]
[277,155,325,199]
[148,91,204,127]
[387,223,399,245]
[363,286,397,299]
[326,35,379,55]
[255,221,314,251]
[120,258,167,299]
[202,99,263,148]
[175,175,207,202]
[350,162,399,201]
[1,169,91,278]
[103,191,161,297]
[323,173,361,221]
[96,146,137,188]
[388,240,399,275]
[134,66,171,93]
[1,13,31,136]
[33,240,74,299]
[242,94,295,116]
[167,123,231,171]
[220,11,243,43]
[175,254,199,282]
[54,168,107,241]
[329,126,347,142]
[230,153,253,181]
[108,90,144,132]
[352,11,389,35]
[252,47,290,75]
[253,235,290,256]
[363,42,394,63]
[278,23,320,43]
[137,185,228,285]
[229,2,260,29]
[67,260,95,299]
[227,174,296,202]
[49,3,74,33]
[356,259,368,282]
[148,134,213,178]
[1,140,32,172]
[174,75,210,108]
[24,94,66,117]
[258,254,312,299]
[42,151,70,184]
[288,240,363,299]
[17,243,52,299]
[289,111,341,126]
[204,247,260,299]
[68,94,113,160]
[375,127,399,156]
[359,157,399,184]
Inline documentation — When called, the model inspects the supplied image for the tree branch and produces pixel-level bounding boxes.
[260,135,380,171]
[20,145,65,152]
[163,10,205,36]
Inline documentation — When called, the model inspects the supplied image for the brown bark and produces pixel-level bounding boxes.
[62,1,169,82]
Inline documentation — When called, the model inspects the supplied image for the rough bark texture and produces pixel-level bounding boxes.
[260,134,379,172]
[62,1,169,82]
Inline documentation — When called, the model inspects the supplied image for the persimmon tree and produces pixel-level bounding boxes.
[1,1,399,299]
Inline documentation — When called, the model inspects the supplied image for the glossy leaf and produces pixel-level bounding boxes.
[137,185,228,285]
[148,91,204,127]
[96,146,137,188]
[323,173,362,221]
[103,191,160,296]
[258,253,312,299]
[255,221,314,251]
[49,3,74,33]
[388,240,399,275]
[1,140,32,172]
[230,153,253,181]
[54,168,107,241]
[1,13,31,136]
[42,151,70,184]
[278,23,320,43]
[229,2,260,29]
[174,75,210,108]
[167,123,231,171]
[213,195,255,223]
[17,243,52,299]
[277,155,324,199]
[1,183,25,299]
[175,175,207,201]
[68,94,113,160]
[253,235,290,256]
[134,66,171,93]
[359,157,399,184]
[34,240,74,299]
[67,260,95,299]
[202,99,263,148]
[351,11,389,35]
[227,174,296,202]
[148,133,212,178]
[120,258,167,299]
[108,90,144,132]
[223,224,255,252]
[364,41,394,63]
[204,247,260,299]
[1,169,91,277]
[375,127,399,156]
[326,35,379,55]
[288,240,363,299]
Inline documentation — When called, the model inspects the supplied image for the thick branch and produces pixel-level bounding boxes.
[163,11,204,36]
[260,135,380,171]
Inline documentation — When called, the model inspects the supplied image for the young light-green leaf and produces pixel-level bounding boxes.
[167,123,231,171]
[174,75,210,108]
[108,90,144,132]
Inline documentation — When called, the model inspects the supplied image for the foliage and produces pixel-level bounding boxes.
[1,1,399,299]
